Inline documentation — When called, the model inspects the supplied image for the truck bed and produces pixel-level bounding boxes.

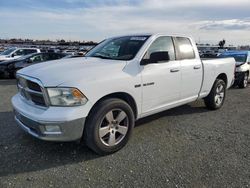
[199,57,235,98]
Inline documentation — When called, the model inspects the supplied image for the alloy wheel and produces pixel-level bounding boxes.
[99,109,129,147]
[243,73,248,88]
[215,84,225,106]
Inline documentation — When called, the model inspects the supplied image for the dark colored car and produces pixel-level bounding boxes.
[63,54,85,59]
[200,52,218,58]
[0,52,66,78]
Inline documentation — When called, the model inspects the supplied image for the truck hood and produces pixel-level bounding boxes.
[18,57,127,86]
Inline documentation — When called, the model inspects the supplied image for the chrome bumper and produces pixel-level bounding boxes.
[14,109,85,141]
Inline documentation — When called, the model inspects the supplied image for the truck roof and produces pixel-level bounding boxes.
[110,33,193,39]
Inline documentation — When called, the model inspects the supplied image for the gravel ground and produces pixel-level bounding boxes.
[0,79,249,188]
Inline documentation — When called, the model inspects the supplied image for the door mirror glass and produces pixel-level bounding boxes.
[150,51,170,63]
[141,51,170,65]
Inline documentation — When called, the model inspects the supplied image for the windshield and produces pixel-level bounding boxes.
[86,36,150,61]
[219,54,247,63]
[1,48,16,55]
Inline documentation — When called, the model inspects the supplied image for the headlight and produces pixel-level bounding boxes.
[47,88,88,106]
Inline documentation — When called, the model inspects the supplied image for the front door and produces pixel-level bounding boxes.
[141,36,181,115]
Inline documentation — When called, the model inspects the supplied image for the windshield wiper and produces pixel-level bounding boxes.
[92,55,113,59]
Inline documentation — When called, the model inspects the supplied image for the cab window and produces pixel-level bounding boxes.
[143,36,176,61]
[176,37,195,60]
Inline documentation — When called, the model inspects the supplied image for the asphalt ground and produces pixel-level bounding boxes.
[0,79,249,188]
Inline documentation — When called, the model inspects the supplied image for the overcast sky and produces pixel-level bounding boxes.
[0,0,250,45]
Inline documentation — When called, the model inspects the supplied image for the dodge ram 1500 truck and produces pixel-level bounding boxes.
[12,34,235,155]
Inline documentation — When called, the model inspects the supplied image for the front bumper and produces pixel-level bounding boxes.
[12,94,89,141]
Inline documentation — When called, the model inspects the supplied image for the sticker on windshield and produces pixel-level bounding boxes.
[130,37,147,41]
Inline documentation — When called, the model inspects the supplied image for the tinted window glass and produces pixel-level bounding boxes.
[14,49,25,56]
[42,54,51,61]
[24,49,37,55]
[176,37,195,59]
[144,36,175,61]
[29,55,43,63]
[49,53,62,60]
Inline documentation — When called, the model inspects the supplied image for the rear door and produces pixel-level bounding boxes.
[174,37,203,100]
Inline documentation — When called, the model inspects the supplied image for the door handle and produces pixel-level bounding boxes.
[194,65,201,70]
[170,68,180,73]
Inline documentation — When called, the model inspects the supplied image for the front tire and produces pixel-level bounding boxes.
[204,79,226,110]
[238,72,249,89]
[84,98,135,155]
[9,70,18,79]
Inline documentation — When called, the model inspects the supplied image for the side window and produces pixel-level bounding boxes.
[49,53,61,60]
[24,49,37,55]
[40,54,49,61]
[176,37,195,60]
[144,36,175,61]
[14,49,25,56]
[29,55,42,63]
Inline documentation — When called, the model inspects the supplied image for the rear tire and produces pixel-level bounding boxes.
[204,79,226,110]
[238,72,249,89]
[84,98,135,155]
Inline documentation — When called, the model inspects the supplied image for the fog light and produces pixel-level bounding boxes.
[44,125,61,134]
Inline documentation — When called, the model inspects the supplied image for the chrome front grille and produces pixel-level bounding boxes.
[17,75,47,107]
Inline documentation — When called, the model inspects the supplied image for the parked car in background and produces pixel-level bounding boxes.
[62,49,76,55]
[0,48,41,62]
[0,52,66,78]
[0,47,5,53]
[12,34,235,155]
[63,54,84,59]
[219,51,250,88]
[200,51,218,58]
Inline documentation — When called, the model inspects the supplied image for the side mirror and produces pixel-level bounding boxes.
[141,51,170,65]
[11,54,15,58]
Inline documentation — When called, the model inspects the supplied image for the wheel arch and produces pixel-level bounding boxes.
[216,73,228,87]
[88,92,138,119]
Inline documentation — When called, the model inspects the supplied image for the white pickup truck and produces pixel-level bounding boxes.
[12,34,235,155]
